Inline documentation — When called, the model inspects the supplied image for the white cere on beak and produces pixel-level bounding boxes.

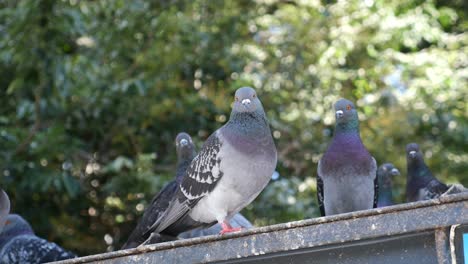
[241,98,251,106]
[409,150,416,158]
[180,138,188,146]
[391,168,400,175]
[336,110,344,118]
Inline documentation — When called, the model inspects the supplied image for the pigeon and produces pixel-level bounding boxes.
[0,214,76,263]
[142,87,277,245]
[122,132,197,249]
[377,163,400,207]
[178,213,252,239]
[405,143,449,202]
[316,98,378,216]
[0,190,10,234]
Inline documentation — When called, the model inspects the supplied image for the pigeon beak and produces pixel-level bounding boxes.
[241,98,251,107]
[391,168,400,176]
[409,151,416,158]
[336,110,344,118]
[179,138,188,146]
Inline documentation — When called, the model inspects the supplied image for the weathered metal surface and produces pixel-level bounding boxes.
[223,232,439,264]
[434,228,450,264]
[451,224,468,263]
[54,192,468,264]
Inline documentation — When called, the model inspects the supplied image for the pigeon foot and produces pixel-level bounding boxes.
[219,221,242,234]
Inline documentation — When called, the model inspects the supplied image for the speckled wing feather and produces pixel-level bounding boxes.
[442,184,468,196]
[148,132,224,234]
[373,170,379,208]
[0,190,10,233]
[424,179,449,200]
[179,133,224,200]
[316,160,325,216]
[367,157,379,209]
[0,236,76,263]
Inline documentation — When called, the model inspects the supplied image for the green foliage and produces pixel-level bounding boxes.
[0,0,466,255]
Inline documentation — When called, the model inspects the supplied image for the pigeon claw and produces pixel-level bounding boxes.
[219,221,242,235]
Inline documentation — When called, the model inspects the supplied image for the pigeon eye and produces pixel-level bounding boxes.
[346,105,351,111]
[235,97,239,101]
[252,94,256,98]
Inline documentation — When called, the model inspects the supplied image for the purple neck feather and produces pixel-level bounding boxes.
[222,112,275,157]
[327,132,369,156]
[321,131,373,175]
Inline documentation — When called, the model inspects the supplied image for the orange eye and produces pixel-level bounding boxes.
[235,97,239,101]
[346,105,351,110]
[253,94,256,98]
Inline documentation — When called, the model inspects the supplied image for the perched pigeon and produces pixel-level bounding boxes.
[122,132,197,249]
[0,190,10,234]
[377,163,400,207]
[0,214,76,263]
[178,213,252,239]
[142,87,277,245]
[317,99,378,216]
[406,143,448,202]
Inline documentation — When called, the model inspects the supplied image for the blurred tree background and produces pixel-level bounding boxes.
[0,0,466,256]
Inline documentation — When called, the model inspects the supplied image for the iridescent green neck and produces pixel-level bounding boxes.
[378,188,394,205]
[228,110,269,137]
[335,118,359,134]
[407,158,432,180]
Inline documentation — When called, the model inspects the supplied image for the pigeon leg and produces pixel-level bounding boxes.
[219,220,242,234]
[138,232,157,248]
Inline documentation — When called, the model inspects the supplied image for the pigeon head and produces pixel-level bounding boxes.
[406,143,422,160]
[334,98,357,122]
[175,132,196,183]
[377,163,398,207]
[1,214,34,236]
[378,163,400,187]
[232,87,264,114]
[406,142,436,183]
[334,98,359,132]
[0,214,34,251]
[0,189,10,233]
[227,86,271,138]
[175,132,195,159]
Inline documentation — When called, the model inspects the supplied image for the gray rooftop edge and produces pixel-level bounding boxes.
[54,192,468,263]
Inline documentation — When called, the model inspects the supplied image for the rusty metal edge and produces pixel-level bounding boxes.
[53,192,468,264]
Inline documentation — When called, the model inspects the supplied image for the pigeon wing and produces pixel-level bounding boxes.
[316,160,326,216]
[122,181,178,249]
[2,236,75,263]
[372,157,379,208]
[426,179,449,199]
[147,132,224,234]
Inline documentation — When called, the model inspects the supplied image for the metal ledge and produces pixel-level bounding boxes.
[55,193,468,263]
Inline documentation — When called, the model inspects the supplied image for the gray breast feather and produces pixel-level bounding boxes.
[318,157,377,215]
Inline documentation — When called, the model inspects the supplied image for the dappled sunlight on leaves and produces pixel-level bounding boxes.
[0,0,466,256]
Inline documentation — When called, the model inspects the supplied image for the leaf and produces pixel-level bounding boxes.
[7,78,24,94]
[62,173,80,198]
